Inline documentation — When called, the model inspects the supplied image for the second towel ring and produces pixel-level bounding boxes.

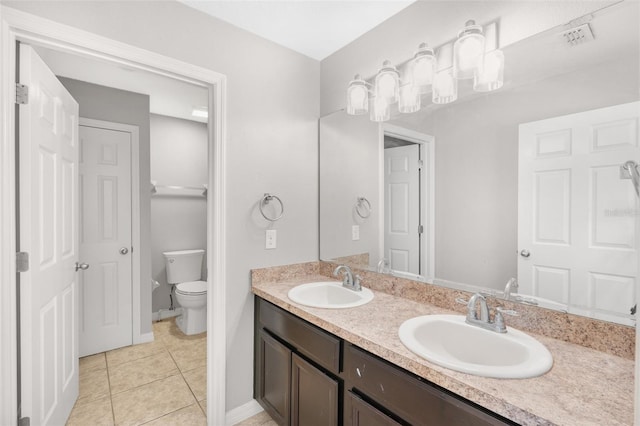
[356,197,371,219]
[260,193,284,221]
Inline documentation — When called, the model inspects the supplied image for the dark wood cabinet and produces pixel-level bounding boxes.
[291,353,339,426]
[257,329,291,425]
[346,391,402,426]
[254,297,516,426]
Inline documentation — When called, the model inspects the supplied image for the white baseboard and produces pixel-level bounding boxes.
[225,399,264,426]
[152,307,182,322]
[137,332,155,344]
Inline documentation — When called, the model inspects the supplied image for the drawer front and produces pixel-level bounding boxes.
[258,298,341,374]
[344,344,514,426]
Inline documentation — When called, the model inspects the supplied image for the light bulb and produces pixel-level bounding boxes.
[453,20,485,79]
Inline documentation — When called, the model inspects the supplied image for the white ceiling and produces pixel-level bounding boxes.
[178,0,417,60]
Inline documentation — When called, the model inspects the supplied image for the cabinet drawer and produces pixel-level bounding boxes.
[344,344,514,426]
[257,298,341,374]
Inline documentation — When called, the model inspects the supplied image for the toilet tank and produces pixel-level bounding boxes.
[163,249,205,284]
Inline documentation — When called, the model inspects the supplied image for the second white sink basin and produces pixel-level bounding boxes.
[399,315,553,379]
[288,281,374,309]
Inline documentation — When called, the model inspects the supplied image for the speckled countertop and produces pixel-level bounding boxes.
[252,272,634,426]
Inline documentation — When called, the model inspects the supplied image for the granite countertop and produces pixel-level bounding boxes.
[252,275,635,426]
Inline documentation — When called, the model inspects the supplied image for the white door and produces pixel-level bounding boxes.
[384,144,420,274]
[18,44,80,426]
[518,102,639,322]
[79,121,133,356]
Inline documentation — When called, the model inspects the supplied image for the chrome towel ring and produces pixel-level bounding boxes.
[260,193,284,221]
[355,197,371,219]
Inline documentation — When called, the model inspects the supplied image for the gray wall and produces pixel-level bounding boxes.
[7,0,320,411]
[58,77,153,334]
[150,114,207,313]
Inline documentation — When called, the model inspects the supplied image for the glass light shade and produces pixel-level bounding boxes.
[432,69,458,104]
[346,74,369,115]
[411,43,436,94]
[370,95,390,122]
[473,49,504,92]
[398,84,420,113]
[453,20,485,79]
[375,60,400,103]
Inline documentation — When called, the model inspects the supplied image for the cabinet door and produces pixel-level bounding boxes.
[347,391,402,426]
[258,330,291,426]
[291,353,339,426]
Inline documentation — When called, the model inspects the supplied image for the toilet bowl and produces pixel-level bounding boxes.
[174,280,207,335]
[163,249,207,336]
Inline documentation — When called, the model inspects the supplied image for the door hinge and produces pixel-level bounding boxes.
[418,225,424,234]
[418,160,424,170]
[16,252,29,273]
[15,83,29,105]
[18,416,30,426]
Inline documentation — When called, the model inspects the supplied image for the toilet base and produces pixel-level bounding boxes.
[176,307,207,335]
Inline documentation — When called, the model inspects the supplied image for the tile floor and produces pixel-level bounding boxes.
[67,319,207,426]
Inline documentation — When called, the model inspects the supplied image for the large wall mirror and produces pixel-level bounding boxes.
[319,2,640,325]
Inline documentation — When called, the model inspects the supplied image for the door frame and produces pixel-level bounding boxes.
[79,118,142,348]
[0,7,228,426]
[381,124,435,280]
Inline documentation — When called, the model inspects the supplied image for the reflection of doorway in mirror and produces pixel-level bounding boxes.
[382,125,435,279]
[518,101,639,325]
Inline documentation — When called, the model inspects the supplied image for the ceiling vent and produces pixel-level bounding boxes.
[560,23,595,46]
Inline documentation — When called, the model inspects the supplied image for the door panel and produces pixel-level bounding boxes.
[79,124,132,356]
[19,43,79,426]
[384,144,420,274]
[518,102,640,322]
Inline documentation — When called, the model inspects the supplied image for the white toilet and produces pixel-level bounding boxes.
[163,249,207,335]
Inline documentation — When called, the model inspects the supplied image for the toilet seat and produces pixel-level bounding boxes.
[176,280,207,295]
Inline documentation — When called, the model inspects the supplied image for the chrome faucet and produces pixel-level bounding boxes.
[333,265,362,291]
[503,277,518,300]
[465,293,510,333]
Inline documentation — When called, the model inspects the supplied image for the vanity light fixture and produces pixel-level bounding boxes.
[453,20,485,79]
[346,74,370,115]
[346,19,503,121]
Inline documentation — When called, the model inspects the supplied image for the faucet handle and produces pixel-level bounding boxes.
[496,307,519,316]
[455,297,469,305]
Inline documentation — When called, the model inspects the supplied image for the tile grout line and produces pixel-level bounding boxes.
[104,352,116,426]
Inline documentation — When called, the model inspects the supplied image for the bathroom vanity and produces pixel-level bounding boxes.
[255,297,515,425]
[252,263,634,426]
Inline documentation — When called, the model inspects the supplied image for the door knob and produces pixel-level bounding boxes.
[75,262,90,272]
[520,249,531,258]
[120,247,129,255]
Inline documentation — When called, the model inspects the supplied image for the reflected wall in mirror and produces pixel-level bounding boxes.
[319,2,640,325]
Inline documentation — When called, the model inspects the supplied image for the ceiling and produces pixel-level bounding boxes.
[178,0,417,60]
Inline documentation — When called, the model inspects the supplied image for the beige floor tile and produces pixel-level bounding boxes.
[234,411,277,426]
[151,319,178,337]
[111,374,196,426]
[141,404,206,426]
[79,353,107,376]
[66,395,114,426]
[198,399,206,417]
[109,351,179,395]
[168,339,206,372]
[77,368,110,405]
[182,365,206,401]
[107,340,166,367]
[160,327,206,351]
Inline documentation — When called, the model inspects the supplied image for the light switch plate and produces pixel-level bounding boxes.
[352,225,360,241]
[266,229,277,249]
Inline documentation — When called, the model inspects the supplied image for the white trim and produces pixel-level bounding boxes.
[0,7,227,425]
[137,332,155,344]
[152,308,183,322]
[225,399,264,426]
[79,118,143,346]
[382,124,435,279]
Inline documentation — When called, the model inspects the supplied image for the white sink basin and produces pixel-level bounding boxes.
[288,281,374,309]
[398,315,553,379]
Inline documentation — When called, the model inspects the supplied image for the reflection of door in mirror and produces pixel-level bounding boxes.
[518,101,639,324]
[383,125,435,280]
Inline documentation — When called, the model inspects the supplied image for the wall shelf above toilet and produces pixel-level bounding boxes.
[151,181,208,198]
